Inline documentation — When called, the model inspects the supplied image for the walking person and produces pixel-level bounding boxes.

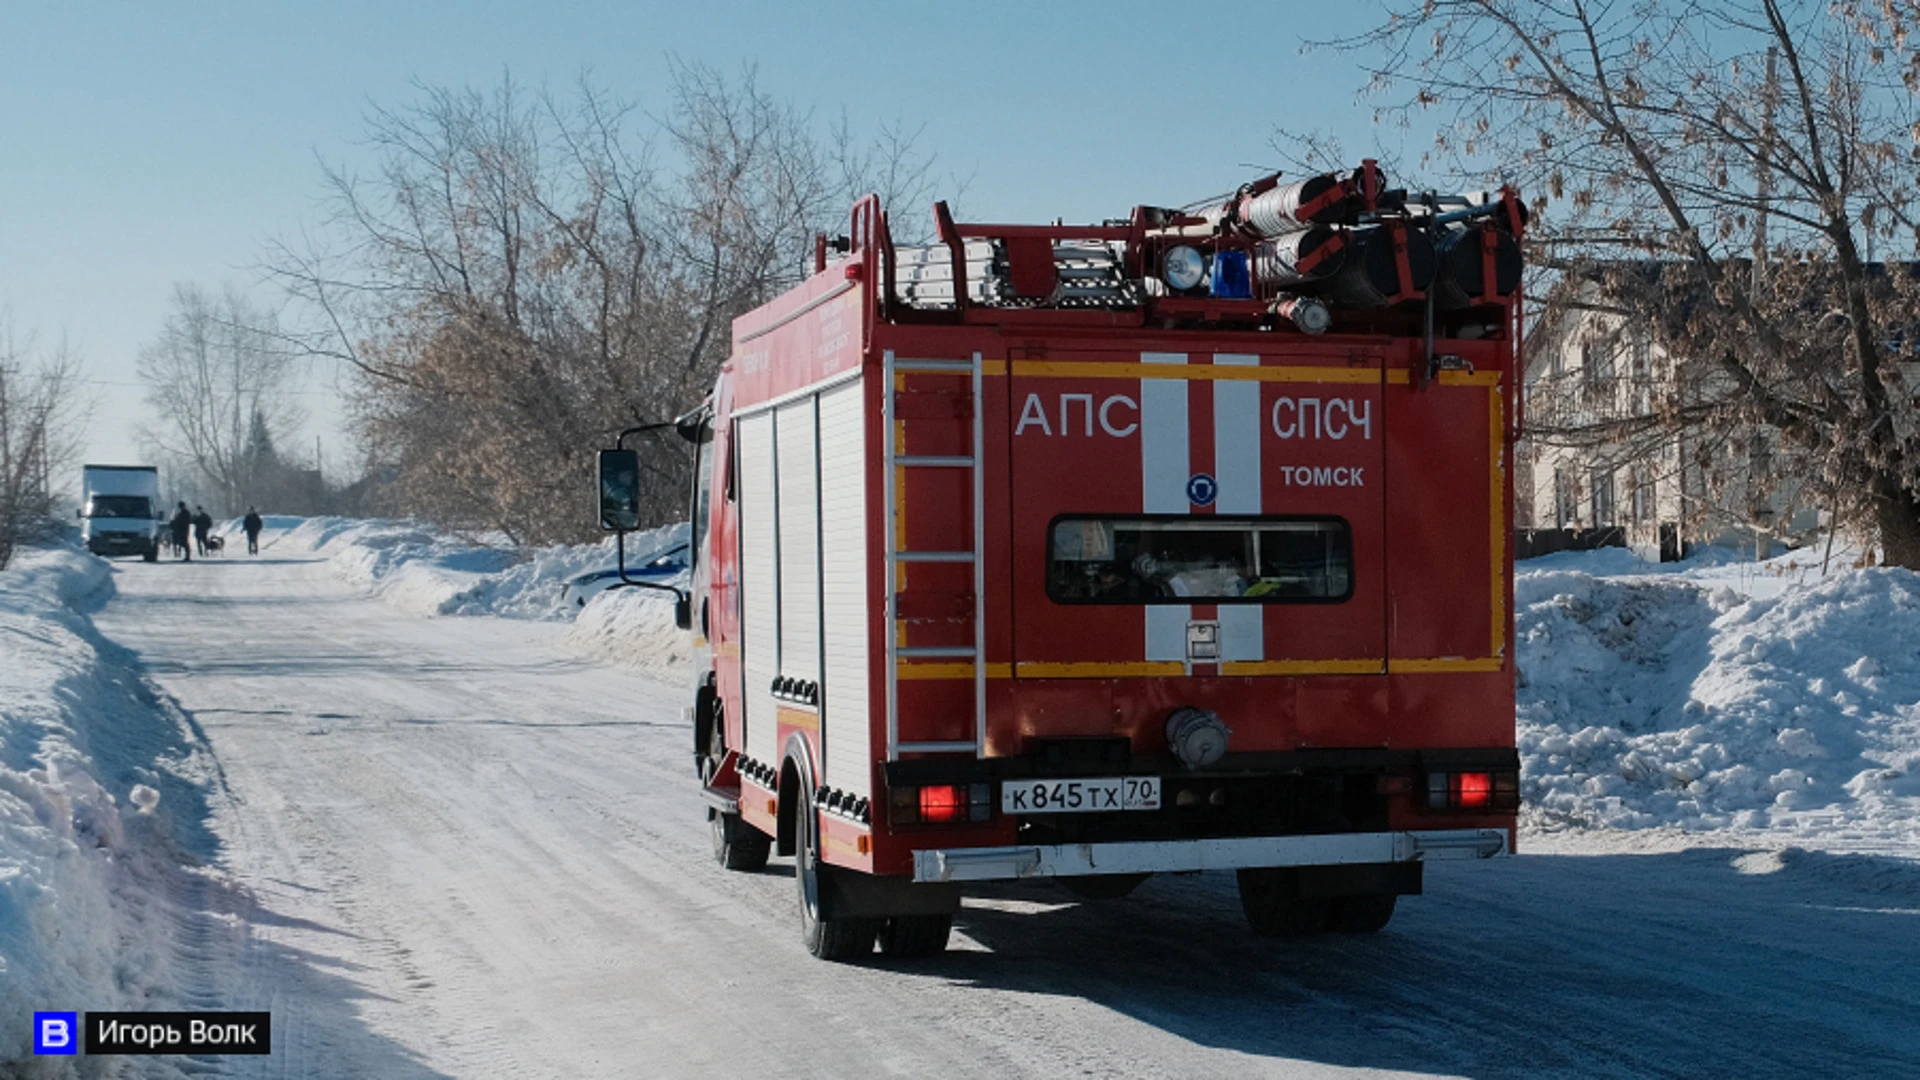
[192,506,213,557]
[243,507,263,555]
[169,502,193,562]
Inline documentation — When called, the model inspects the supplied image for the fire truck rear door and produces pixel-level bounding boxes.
[1008,347,1387,676]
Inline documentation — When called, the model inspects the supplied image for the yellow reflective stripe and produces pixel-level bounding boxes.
[1220,659,1385,676]
[1387,657,1504,673]
[1383,369,1501,386]
[895,662,1013,680]
[1011,361,1379,384]
[1490,383,1507,659]
[891,657,1505,676]
[1015,660,1187,678]
[775,706,820,731]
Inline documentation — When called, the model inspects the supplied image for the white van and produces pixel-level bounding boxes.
[80,464,163,561]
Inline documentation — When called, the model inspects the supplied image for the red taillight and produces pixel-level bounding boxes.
[888,782,994,826]
[1454,772,1492,808]
[918,785,966,823]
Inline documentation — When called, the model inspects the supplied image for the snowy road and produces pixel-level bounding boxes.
[91,552,1920,1079]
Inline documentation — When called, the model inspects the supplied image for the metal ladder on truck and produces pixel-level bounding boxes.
[882,350,986,760]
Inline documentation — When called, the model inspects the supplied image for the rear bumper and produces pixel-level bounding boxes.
[911,827,1508,883]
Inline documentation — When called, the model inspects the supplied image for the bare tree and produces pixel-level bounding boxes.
[137,284,304,516]
[0,317,86,570]
[267,66,944,544]
[1331,0,1920,566]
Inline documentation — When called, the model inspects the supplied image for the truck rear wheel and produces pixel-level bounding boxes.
[1326,893,1397,933]
[878,914,952,958]
[1236,867,1330,937]
[710,809,770,871]
[796,793,877,961]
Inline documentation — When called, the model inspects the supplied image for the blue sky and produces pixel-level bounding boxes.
[1,1,1402,470]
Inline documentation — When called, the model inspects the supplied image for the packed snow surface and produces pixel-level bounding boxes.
[79,528,1920,1076]
[3,521,1916,1075]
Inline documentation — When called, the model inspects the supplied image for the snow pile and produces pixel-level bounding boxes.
[563,587,694,681]
[0,548,204,1069]
[1518,563,1920,844]
[276,516,685,622]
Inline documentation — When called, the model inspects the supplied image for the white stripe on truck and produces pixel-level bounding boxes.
[1140,352,1189,663]
[1212,352,1265,663]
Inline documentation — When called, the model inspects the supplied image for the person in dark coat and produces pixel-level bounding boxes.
[169,502,193,561]
[242,508,263,555]
[192,506,213,556]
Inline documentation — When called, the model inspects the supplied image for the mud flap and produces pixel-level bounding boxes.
[823,868,962,918]
[1296,861,1422,898]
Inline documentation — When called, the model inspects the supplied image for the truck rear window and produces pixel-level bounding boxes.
[1048,516,1352,604]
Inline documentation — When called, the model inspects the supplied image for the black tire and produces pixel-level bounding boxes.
[692,684,718,778]
[796,793,877,961]
[141,547,158,563]
[1236,867,1330,937]
[1326,893,1397,933]
[710,809,770,871]
[878,914,952,958]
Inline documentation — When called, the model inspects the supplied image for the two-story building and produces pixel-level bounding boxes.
[1520,277,1820,560]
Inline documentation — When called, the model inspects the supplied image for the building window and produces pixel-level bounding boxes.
[1631,468,1655,524]
[1584,332,1616,386]
[1631,332,1651,379]
[1591,468,1616,526]
[1555,468,1577,528]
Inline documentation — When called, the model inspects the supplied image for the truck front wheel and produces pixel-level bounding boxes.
[796,793,877,961]
[710,809,770,871]
[1236,867,1329,937]
[142,544,158,563]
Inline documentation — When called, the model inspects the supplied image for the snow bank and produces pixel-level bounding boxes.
[0,548,209,1072]
[276,516,685,622]
[562,587,696,681]
[1517,564,1920,845]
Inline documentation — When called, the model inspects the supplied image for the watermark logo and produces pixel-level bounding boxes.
[34,1012,77,1055]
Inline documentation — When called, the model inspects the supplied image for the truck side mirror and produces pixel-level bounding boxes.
[597,448,643,531]
[674,595,692,630]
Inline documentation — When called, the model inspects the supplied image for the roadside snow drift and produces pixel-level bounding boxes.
[562,587,693,681]
[1518,563,1920,844]
[276,516,685,622]
[0,548,219,1072]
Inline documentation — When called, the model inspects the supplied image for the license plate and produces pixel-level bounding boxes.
[1001,776,1161,814]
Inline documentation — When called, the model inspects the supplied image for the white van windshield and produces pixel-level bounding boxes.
[86,496,152,519]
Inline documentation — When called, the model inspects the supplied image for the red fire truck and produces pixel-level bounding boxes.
[598,166,1524,960]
